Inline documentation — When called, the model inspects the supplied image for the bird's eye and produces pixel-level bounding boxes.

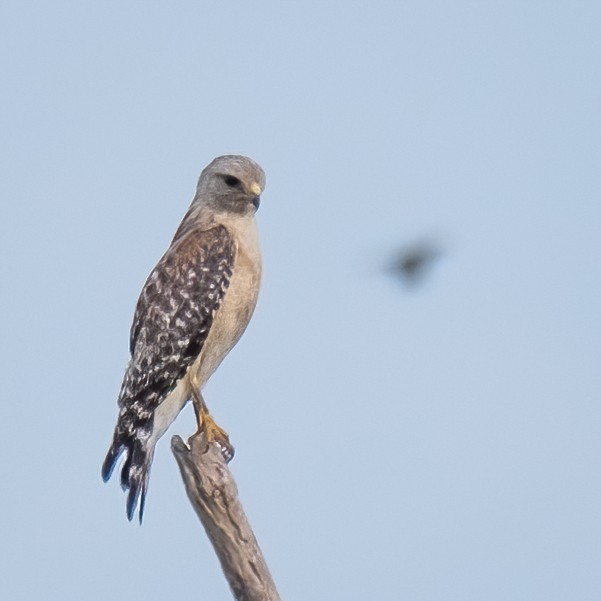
[223,175,242,188]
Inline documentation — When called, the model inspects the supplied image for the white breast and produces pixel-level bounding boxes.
[195,215,262,386]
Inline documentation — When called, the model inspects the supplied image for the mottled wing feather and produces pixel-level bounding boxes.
[123,226,234,413]
[101,225,235,521]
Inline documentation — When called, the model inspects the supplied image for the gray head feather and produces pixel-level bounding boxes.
[171,155,265,242]
[195,155,266,215]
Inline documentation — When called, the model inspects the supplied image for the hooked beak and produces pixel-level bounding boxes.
[250,182,262,210]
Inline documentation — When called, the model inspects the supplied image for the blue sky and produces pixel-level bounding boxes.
[1,2,600,600]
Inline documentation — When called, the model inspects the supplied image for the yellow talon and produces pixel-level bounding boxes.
[191,386,234,462]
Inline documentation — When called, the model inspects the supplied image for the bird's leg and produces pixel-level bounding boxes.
[200,406,235,463]
[189,379,205,431]
[190,379,235,463]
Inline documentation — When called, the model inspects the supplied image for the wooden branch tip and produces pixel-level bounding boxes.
[171,433,281,601]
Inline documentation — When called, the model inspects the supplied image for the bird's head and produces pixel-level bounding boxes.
[195,155,266,216]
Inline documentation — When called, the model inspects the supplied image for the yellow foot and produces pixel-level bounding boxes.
[199,411,235,463]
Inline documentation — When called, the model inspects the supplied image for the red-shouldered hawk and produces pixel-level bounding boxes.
[102,155,265,522]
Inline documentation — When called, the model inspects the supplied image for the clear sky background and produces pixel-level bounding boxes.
[1,2,600,600]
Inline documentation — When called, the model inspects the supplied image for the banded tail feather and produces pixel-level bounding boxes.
[102,430,154,523]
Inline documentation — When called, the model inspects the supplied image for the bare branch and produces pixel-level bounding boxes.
[172,433,281,601]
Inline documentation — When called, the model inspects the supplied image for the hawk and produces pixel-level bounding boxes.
[102,155,265,522]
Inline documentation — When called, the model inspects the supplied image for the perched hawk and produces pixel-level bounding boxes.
[102,155,265,522]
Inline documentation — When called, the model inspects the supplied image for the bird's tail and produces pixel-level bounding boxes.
[102,430,154,523]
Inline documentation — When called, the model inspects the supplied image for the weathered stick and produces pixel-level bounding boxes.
[171,432,281,601]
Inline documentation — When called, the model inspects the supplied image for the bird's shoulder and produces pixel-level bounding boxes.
[128,224,237,355]
[170,222,236,264]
